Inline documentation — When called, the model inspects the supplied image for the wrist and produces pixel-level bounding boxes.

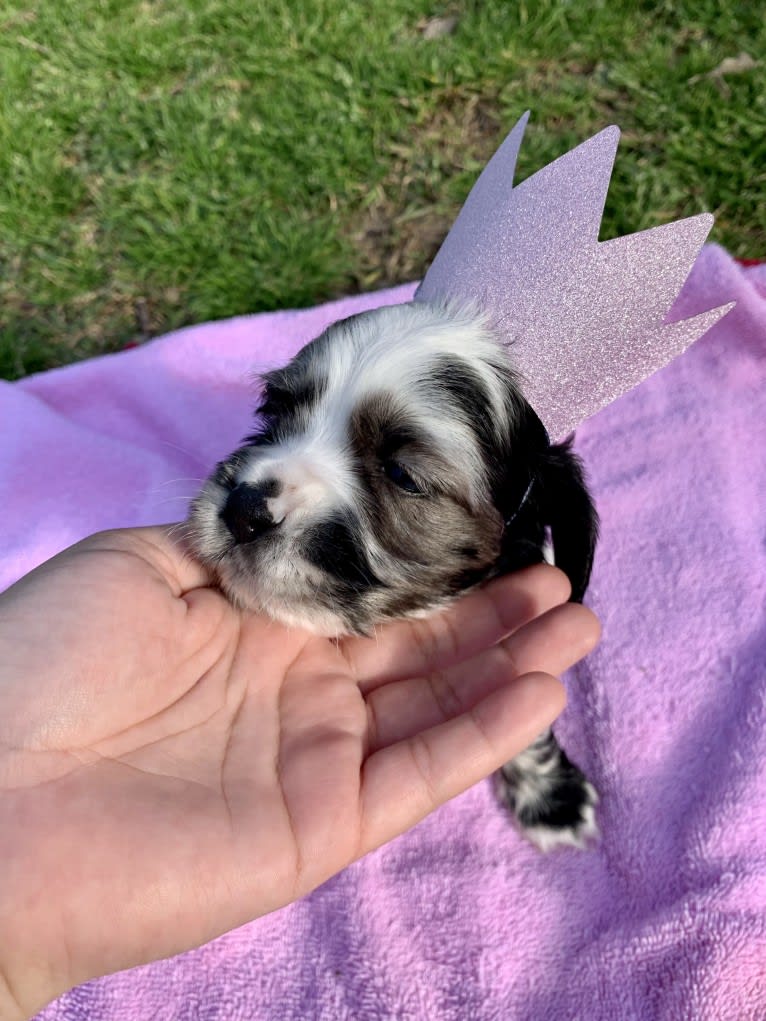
[0,799,70,1021]
[0,916,66,1021]
[0,965,30,1021]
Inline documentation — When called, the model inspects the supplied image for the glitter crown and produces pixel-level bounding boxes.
[414,112,734,439]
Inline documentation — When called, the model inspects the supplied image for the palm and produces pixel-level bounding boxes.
[0,527,598,1013]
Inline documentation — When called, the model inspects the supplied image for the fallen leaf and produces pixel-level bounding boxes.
[420,15,459,40]
[709,52,758,76]
[688,51,759,84]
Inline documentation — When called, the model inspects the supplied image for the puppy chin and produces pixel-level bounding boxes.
[214,560,451,638]
[216,564,356,638]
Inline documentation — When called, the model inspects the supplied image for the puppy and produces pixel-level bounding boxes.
[186,301,599,849]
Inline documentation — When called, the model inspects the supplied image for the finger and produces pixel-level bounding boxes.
[360,672,566,853]
[366,602,599,753]
[342,564,572,694]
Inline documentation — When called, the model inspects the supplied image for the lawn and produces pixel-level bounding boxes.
[1,0,764,379]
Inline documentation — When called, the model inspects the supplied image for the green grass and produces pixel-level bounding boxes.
[1,0,764,379]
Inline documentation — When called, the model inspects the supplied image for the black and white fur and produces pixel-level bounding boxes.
[186,301,599,850]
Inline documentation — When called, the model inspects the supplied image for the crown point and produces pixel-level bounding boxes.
[588,123,621,156]
[689,211,715,233]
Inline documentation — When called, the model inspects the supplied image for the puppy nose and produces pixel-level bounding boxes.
[221,481,279,544]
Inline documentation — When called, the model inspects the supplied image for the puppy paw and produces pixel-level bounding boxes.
[496,756,600,852]
[515,779,599,852]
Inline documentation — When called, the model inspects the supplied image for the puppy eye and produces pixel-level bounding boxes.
[382,459,423,494]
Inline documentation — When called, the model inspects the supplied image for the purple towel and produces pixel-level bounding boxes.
[2,245,764,1020]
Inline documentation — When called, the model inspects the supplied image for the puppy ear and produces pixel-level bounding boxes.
[492,381,598,602]
[538,438,599,603]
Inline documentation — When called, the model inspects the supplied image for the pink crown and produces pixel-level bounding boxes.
[414,112,734,439]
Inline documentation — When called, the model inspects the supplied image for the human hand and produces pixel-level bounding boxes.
[0,526,599,1019]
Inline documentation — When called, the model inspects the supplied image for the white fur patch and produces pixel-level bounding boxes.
[521,783,600,852]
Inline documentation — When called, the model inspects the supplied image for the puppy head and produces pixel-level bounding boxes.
[186,302,549,635]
